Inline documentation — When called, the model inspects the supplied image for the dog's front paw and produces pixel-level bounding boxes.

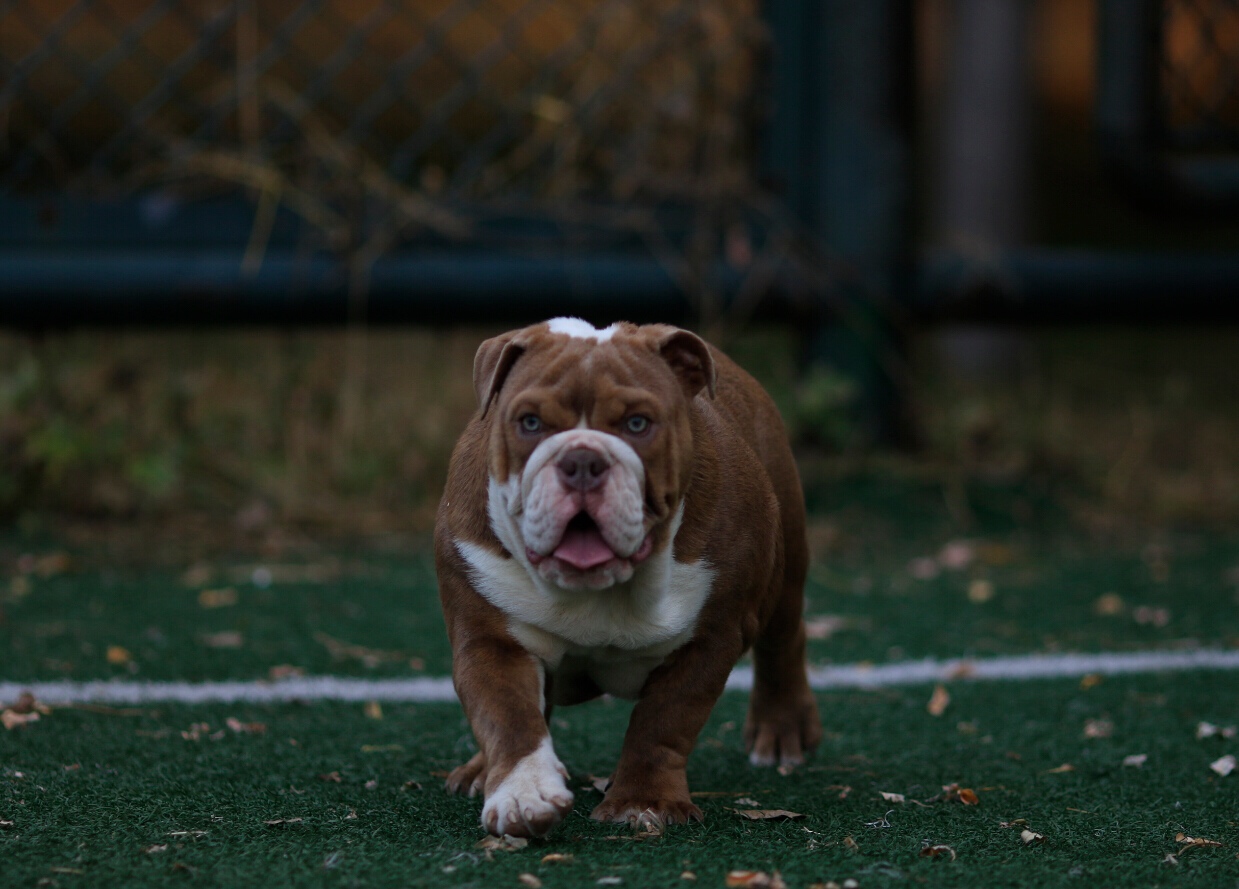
[481,739,574,838]
[590,792,703,827]
[446,751,487,798]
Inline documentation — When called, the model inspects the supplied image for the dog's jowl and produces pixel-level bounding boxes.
[434,318,821,837]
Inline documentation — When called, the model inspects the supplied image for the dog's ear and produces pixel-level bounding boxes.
[654,326,717,400]
[473,331,527,416]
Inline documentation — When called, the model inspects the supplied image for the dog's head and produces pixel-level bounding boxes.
[474,318,715,591]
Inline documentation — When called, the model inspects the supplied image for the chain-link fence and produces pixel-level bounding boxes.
[1160,0,1239,153]
[3,1,786,277]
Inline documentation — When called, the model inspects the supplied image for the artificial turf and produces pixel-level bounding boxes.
[3,673,1237,888]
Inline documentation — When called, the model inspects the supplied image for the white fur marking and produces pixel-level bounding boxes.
[481,736,572,837]
[546,317,619,342]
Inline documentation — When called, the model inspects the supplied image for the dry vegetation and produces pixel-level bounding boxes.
[2,326,1238,554]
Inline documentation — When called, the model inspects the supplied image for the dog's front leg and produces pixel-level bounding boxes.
[591,631,741,826]
[441,577,573,837]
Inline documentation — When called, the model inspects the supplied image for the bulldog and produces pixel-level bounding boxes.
[435,318,821,838]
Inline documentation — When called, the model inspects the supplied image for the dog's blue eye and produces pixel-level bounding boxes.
[625,415,650,435]
[519,414,542,434]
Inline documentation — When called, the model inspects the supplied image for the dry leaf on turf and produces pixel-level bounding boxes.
[263,818,303,827]
[998,820,1029,829]
[318,771,343,783]
[1020,829,1045,845]
[735,797,761,807]
[1083,718,1113,739]
[540,853,573,864]
[199,631,244,649]
[143,844,168,854]
[941,783,979,805]
[106,645,133,665]
[1209,755,1236,777]
[733,809,805,821]
[597,878,623,886]
[1,710,39,730]
[680,872,696,881]
[225,717,266,734]
[879,791,905,803]
[1044,763,1075,774]
[0,820,14,829]
[1196,721,1238,740]
[518,874,542,889]
[363,701,383,720]
[920,842,957,860]
[725,872,786,889]
[1122,753,1148,767]
[1175,832,1223,853]
[927,684,951,717]
[197,588,238,608]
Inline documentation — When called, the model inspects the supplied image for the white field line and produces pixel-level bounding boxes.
[4,648,1239,706]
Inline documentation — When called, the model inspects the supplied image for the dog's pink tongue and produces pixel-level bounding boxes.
[553,527,616,570]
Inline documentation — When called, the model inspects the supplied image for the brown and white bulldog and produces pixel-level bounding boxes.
[435,318,821,838]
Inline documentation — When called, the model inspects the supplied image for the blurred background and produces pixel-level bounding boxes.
[1,0,1237,557]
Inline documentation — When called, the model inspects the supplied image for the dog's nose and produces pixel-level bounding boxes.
[556,448,609,491]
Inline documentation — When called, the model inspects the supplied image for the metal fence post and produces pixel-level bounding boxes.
[764,0,915,445]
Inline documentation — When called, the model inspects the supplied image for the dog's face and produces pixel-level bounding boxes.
[475,319,715,591]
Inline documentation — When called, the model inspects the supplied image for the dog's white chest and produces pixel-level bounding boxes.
[454,538,714,696]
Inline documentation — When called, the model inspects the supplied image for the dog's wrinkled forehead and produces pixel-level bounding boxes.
[474,318,715,417]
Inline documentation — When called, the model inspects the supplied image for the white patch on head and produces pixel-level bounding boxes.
[481,735,572,837]
[455,502,715,698]
[546,317,620,342]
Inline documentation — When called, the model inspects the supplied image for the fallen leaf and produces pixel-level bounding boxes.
[1084,719,1114,739]
[7,692,51,715]
[1176,832,1224,852]
[1196,721,1238,740]
[1093,593,1124,616]
[734,797,761,807]
[804,615,849,640]
[313,631,412,669]
[967,578,994,603]
[363,701,383,720]
[199,631,244,649]
[998,819,1029,828]
[1209,754,1236,777]
[143,844,167,854]
[263,818,303,827]
[318,772,343,783]
[776,763,797,776]
[939,540,976,570]
[941,783,979,805]
[197,588,238,608]
[842,835,860,852]
[402,780,422,790]
[106,645,133,665]
[362,744,404,754]
[476,835,528,852]
[927,684,951,717]
[1133,606,1170,627]
[596,879,623,887]
[1163,853,1179,866]
[1122,754,1148,768]
[0,820,14,829]
[1,710,40,730]
[50,867,85,875]
[518,874,542,889]
[732,809,805,821]
[364,779,378,790]
[225,717,266,735]
[1079,673,1103,690]
[680,872,697,881]
[167,830,208,838]
[920,842,957,861]
[879,791,906,803]
[1044,763,1075,774]
[725,872,786,889]
[828,785,852,800]
[268,664,305,681]
[1021,829,1045,845]
[540,853,573,864]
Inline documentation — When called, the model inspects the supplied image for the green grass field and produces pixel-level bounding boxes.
[3,478,1238,888]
